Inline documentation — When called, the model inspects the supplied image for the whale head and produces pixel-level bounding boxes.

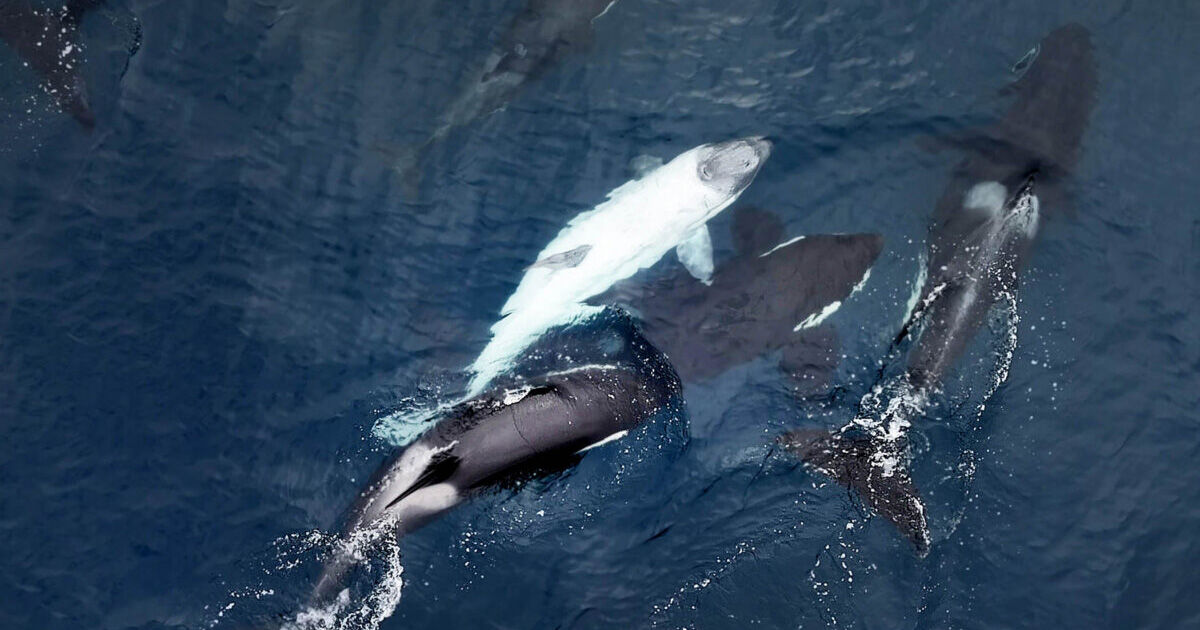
[662,137,771,219]
[694,136,771,201]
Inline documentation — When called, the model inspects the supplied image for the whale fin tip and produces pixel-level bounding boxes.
[780,428,931,555]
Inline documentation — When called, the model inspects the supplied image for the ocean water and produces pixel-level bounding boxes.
[1,1,1198,629]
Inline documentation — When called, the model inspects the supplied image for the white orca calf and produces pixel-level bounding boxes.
[467,137,771,395]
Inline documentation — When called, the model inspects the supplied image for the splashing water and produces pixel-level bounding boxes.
[279,521,406,630]
[207,521,406,630]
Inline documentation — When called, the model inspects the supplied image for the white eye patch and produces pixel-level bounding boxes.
[963,181,1007,216]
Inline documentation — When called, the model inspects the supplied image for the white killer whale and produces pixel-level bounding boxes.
[467,136,772,395]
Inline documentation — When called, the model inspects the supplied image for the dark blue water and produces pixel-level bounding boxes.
[2,1,1198,628]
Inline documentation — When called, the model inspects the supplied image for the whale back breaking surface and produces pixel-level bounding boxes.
[314,319,681,603]
[932,22,1097,227]
[994,23,1098,177]
[917,24,1097,388]
[789,24,1098,554]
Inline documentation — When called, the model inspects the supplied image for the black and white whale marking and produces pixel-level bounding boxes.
[312,357,680,602]
[782,24,1098,554]
[595,206,883,388]
[0,0,103,128]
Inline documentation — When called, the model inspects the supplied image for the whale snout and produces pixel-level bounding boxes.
[732,136,773,161]
[697,136,772,194]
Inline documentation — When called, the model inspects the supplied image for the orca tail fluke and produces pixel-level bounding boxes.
[780,428,931,555]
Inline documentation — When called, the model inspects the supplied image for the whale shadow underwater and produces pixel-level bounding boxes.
[780,23,1098,554]
[593,205,884,392]
[387,0,619,195]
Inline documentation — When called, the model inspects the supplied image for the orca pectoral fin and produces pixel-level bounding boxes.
[780,428,931,555]
[676,225,714,285]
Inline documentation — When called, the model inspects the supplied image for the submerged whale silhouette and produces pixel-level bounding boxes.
[389,0,619,194]
[595,206,883,388]
[782,23,1098,554]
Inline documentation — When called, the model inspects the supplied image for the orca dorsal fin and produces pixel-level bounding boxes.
[731,206,785,255]
[780,428,931,555]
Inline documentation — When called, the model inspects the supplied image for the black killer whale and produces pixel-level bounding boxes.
[311,321,680,603]
[781,23,1098,554]
[0,0,103,128]
[594,206,884,389]
[390,0,618,193]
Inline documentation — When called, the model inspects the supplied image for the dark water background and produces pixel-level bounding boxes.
[2,0,1198,628]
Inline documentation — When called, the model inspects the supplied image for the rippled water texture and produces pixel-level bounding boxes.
[1,1,1198,629]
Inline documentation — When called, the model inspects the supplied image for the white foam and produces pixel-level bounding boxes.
[280,519,405,630]
[373,397,458,446]
[901,253,928,326]
[1009,193,1040,237]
